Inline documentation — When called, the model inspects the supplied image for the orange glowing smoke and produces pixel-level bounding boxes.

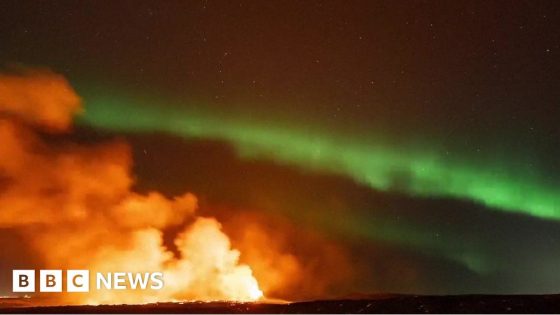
[0,69,81,131]
[0,70,264,304]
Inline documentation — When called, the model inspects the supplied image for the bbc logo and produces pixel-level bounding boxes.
[13,270,89,292]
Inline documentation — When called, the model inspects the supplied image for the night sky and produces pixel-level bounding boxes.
[1,0,560,299]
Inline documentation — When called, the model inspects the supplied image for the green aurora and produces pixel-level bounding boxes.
[75,89,560,273]
[79,90,560,223]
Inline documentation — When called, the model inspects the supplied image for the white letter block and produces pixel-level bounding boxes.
[67,270,89,292]
[40,270,62,292]
[13,270,35,292]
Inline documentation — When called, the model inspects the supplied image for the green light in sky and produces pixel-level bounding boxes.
[78,92,560,221]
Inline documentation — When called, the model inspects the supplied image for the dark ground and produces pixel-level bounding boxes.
[2,295,560,313]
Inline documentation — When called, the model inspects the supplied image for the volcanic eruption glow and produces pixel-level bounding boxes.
[0,69,267,305]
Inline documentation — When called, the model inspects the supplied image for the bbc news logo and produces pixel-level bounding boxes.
[13,270,164,292]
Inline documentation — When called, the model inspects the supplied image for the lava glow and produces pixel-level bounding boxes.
[0,70,267,305]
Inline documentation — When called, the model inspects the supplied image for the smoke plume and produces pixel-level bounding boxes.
[0,70,265,304]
